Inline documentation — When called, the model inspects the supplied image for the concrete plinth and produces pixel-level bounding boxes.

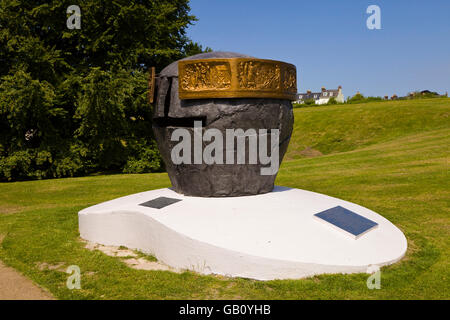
[78,186,407,280]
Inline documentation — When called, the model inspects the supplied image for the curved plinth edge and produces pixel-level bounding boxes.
[78,187,407,280]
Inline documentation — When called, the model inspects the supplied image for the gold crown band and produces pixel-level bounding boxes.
[178,58,297,100]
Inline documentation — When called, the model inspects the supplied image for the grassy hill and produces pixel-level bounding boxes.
[287,98,450,159]
[0,98,449,299]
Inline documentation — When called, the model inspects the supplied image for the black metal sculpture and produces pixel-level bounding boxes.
[151,52,295,197]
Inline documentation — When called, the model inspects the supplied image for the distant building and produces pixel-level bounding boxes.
[407,90,446,98]
[296,86,345,105]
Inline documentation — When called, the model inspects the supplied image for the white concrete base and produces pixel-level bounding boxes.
[78,187,407,280]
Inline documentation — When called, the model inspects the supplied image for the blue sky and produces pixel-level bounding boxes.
[186,0,450,97]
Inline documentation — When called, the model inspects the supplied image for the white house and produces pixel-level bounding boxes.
[296,86,344,105]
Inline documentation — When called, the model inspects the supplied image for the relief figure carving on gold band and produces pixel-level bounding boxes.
[178,58,297,100]
[237,61,281,90]
[181,61,231,91]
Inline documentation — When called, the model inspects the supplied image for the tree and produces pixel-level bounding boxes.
[0,0,206,181]
[327,97,337,105]
[0,0,200,78]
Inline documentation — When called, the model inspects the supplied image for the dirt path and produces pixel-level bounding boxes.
[0,261,54,300]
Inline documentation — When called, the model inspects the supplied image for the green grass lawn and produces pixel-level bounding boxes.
[0,98,449,299]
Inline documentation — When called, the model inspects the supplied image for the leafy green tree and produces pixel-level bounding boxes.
[0,0,199,78]
[0,0,206,181]
[0,71,62,151]
[73,68,157,171]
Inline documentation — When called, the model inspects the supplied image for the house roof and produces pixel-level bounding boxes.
[297,92,320,100]
[297,89,341,100]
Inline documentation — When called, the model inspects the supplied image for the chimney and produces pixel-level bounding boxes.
[321,87,326,92]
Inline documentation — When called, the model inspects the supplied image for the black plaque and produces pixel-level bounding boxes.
[139,197,182,209]
[314,206,378,239]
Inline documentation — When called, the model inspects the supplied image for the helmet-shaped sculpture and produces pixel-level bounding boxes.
[151,52,296,197]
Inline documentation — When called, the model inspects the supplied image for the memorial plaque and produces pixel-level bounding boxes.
[139,197,182,209]
[314,206,378,239]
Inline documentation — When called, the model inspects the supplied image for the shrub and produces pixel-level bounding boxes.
[123,144,163,174]
[304,98,316,106]
[327,97,338,105]
[0,151,33,181]
[347,93,365,103]
[347,93,384,104]
[52,155,84,178]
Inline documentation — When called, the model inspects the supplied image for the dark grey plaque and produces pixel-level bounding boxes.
[314,206,378,239]
[139,197,182,209]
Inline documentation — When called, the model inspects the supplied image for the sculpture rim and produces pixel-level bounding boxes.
[177,57,297,101]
